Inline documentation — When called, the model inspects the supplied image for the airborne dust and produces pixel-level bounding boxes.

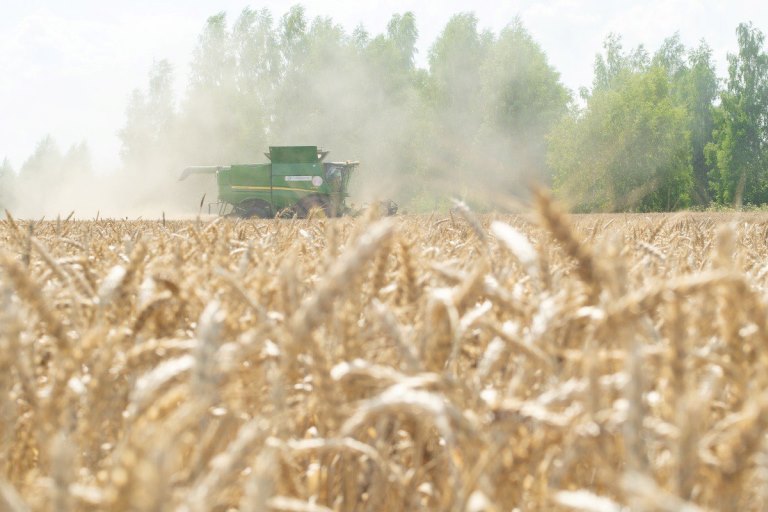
[1,8,568,219]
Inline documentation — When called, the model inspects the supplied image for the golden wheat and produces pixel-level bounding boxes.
[3,207,768,510]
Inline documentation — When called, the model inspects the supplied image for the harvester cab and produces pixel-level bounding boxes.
[179,146,363,218]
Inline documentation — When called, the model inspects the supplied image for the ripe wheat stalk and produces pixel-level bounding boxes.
[2,205,768,510]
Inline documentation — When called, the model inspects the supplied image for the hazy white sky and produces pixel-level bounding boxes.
[1,1,767,172]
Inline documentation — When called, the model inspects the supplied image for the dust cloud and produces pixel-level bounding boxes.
[1,8,569,219]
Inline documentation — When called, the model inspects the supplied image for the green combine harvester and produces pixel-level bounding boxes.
[180,146,392,218]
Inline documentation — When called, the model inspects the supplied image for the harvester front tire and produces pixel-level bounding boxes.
[296,195,331,219]
[238,199,272,219]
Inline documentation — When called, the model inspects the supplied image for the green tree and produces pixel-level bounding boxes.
[652,34,687,79]
[279,5,308,74]
[63,141,92,180]
[707,22,768,205]
[550,39,693,211]
[428,13,492,117]
[478,19,570,186]
[182,12,241,163]
[591,33,649,95]
[19,135,62,181]
[176,8,283,164]
[15,137,61,217]
[683,42,719,204]
[354,13,427,205]
[364,12,418,97]
[119,59,176,169]
[652,35,718,205]
[271,14,354,144]
[386,12,418,73]
[13,136,94,216]
[230,8,279,160]
[422,13,493,203]
[189,13,235,90]
[422,15,569,205]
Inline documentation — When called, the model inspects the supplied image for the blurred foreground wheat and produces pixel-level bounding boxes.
[3,198,768,511]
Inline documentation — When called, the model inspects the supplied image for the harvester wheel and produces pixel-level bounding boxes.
[296,195,331,219]
[238,199,272,219]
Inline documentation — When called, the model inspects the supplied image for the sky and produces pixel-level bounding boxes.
[1,0,767,173]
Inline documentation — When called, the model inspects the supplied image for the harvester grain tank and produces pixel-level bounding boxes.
[179,146,369,218]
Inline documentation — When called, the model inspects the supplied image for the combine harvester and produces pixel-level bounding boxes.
[180,145,396,218]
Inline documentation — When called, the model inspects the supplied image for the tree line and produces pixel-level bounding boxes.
[1,6,767,214]
[551,23,768,211]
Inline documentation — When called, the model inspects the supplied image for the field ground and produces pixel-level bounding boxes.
[3,199,768,511]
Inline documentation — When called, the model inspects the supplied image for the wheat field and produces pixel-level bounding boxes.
[2,192,768,511]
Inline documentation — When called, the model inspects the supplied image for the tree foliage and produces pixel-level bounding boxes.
[680,41,719,204]
[423,15,568,204]
[85,8,768,212]
[479,19,570,185]
[10,136,93,216]
[550,62,692,211]
[114,7,569,211]
[120,59,176,168]
[707,22,768,206]
[549,32,733,211]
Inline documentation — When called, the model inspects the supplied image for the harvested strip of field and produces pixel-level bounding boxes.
[3,205,768,511]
